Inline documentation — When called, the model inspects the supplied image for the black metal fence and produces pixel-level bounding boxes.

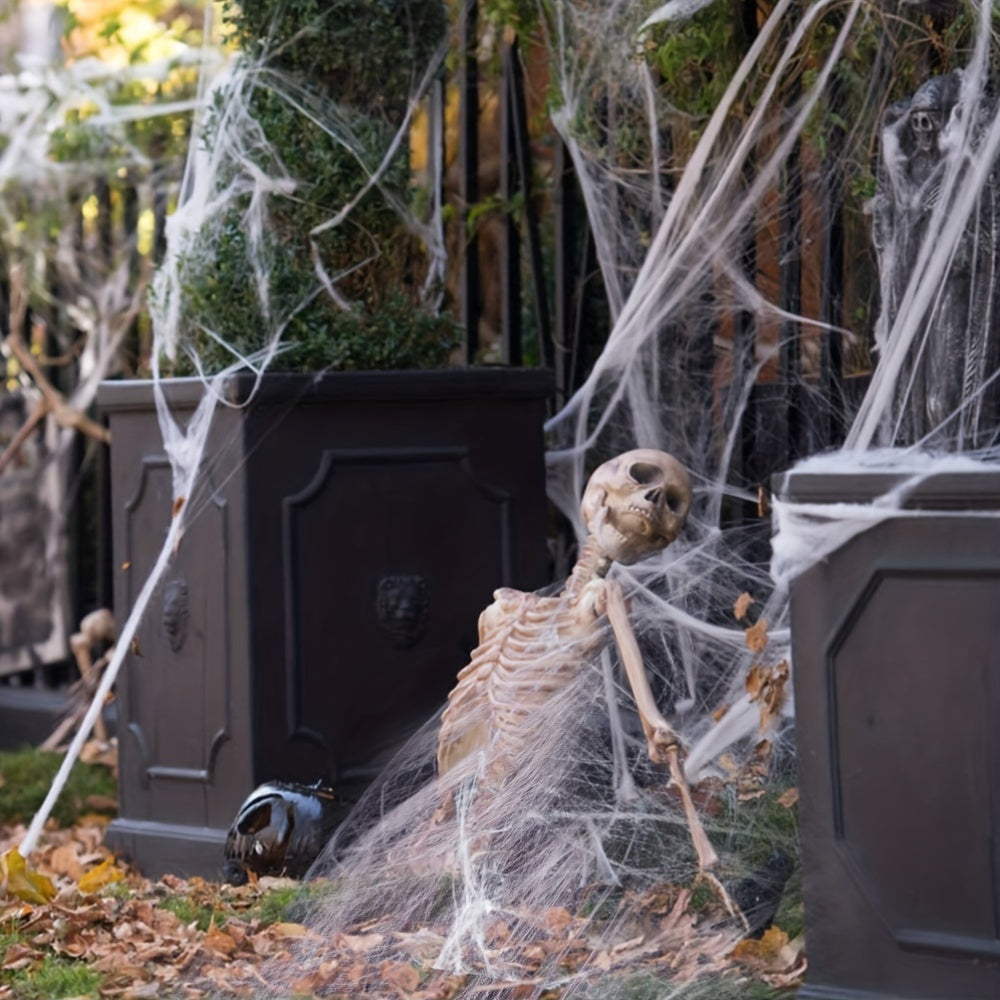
[445,3,888,507]
[0,172,167,697]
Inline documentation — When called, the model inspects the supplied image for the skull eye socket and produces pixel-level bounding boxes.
[664,490,685,514]
[629,462,663,486]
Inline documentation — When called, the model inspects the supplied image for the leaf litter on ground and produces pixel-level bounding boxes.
[0,743,805,998]
[0,812,806,999]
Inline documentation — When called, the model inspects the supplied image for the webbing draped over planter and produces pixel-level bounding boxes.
[98,368,552,878]
[778,460,1000,1000]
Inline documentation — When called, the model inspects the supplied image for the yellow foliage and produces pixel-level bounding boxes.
[0,848,57,904]
[78,857,125,894]
[62,0,219,68]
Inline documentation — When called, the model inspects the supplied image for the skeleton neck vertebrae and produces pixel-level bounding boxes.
[563,535,610,599]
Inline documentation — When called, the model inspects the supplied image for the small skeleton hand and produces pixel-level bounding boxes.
[643,718,682,767]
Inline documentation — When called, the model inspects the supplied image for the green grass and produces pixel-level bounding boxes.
[771,868,804,940]
[577,971,788,999]
[0,747,117,828]
[159,895,221,932]
[716,781,799,871]
[5,954,103,999]
[246,878,342,926]
[246,883,302,926]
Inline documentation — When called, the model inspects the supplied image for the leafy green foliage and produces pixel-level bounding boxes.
[222,0,446,125]
[0,748,117,828]
[645,0,751,119]
[176,0,459,373]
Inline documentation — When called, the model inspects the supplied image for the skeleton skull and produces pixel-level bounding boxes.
[909,104,940,154]
[906,75,955,156]
[581,449,691,565]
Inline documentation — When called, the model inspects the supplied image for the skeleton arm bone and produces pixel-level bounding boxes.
[604,577,718,870]
[604,578,679,761]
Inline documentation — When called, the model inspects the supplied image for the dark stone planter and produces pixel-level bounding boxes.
[777,462,1000,1000]
[97,369,553,878]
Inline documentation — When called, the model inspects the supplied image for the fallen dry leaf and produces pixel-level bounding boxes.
[543,906,572,935]
[2,942,42,970]
[777,786,799,809]
[730,925,806,980]
[744,658,790,732]
[1,848,56,903]
[201,924,238,959]
[270,921,311,939]
[745,663,765,701]
[122,982,161,999]
[733,592,754,621]
[48,843,86,881]
[79,858,125,894]
[337,930,385,951]
[744,618,768,654]
[381,959,421,992]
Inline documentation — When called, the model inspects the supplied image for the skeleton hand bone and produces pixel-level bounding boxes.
[644,720,682,766]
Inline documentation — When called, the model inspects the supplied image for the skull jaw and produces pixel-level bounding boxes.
[593,510,677,566]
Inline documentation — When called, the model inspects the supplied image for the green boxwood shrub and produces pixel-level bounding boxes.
[173,0,459,374]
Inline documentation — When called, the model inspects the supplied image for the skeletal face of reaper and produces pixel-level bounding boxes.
[907,76,948,156]
[581,449,692,565]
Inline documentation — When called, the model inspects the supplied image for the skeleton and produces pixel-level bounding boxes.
[435,449,718,869]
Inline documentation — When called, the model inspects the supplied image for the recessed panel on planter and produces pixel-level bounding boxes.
[832,571,998,951]
[283,446,510,769]
[121,458,234,824]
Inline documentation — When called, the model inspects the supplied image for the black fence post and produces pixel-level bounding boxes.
[499,40,522,366]
[459,0,481,362]
[505,38,553,372]
[819,78,846,447]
